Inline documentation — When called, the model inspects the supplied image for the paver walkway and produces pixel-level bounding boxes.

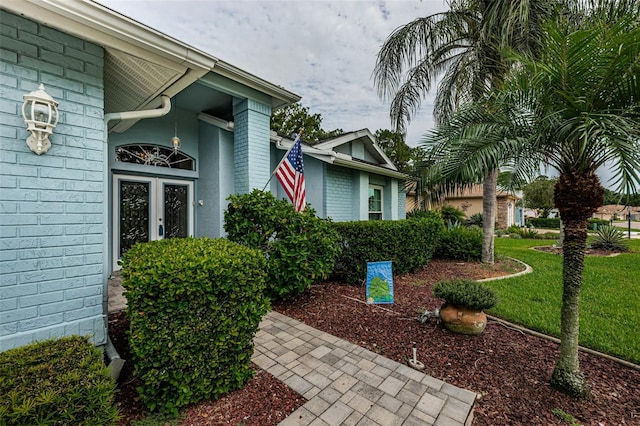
[108,276,476,425]
[255,311,476,426]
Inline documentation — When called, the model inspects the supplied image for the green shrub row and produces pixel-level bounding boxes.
[332,216,444,284]
[225,190,341,299]
[526,217,610,230]
[0,336,119,425]
[120,237,269,415]
[526,217,561,228]
[435,226,482,261]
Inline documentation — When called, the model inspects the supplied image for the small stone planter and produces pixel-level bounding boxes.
[432,279,498,335]
[439,303,487,335]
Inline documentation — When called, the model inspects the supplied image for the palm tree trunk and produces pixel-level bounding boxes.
[550,216,589,397]
[550,171,603,398]
[481,169,497,264]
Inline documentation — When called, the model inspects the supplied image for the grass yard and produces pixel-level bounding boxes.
[487,238,640,365]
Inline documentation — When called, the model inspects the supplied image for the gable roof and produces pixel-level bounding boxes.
[314,129,398,171]
[2,0,300,128]
[271,131,406,180]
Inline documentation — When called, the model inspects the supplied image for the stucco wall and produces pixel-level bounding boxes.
[0,12,106,351]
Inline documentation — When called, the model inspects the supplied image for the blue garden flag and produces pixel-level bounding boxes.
[366,261,394,304]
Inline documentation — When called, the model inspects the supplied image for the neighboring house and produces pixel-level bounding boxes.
[0,1,405,353]
[438,185,520,229]
[593,205,639,221]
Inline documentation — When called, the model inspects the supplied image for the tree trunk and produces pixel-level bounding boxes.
[550,171,603,398]
[550,216,589,397]
[481,169,497,264]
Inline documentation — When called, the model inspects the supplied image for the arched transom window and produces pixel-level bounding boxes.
[115,144,195,170]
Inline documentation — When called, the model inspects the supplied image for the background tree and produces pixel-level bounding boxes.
[373,129,424,172]
[373,0,554,264]
[271,102,343,144]
[522,176,557,218]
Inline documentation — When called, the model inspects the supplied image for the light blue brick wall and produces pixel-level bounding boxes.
[398,187,407,219]
[325,165,354,222]
[0,11,106,351]
[232,98,271,194]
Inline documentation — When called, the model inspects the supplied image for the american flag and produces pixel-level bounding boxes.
[276,135,306,212]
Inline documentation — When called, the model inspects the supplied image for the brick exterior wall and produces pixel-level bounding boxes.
[0,11,106,351]
[233,98,271,194]
[325,165,354,222]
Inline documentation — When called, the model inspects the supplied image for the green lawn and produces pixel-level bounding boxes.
[484,238,640,364]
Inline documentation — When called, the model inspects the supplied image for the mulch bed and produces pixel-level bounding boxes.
[109,257,640,425]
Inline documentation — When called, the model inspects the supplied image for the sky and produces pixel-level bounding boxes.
[97,0,448,147]
[97,0,622,189]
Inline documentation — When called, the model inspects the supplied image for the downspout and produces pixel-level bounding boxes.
[102,94,172,380]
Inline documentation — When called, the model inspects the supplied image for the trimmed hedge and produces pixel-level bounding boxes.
[120,237,269,414]
[0,335,119,425]
[332,216,444,284]
[224,190,340,299]
[435,226,482,261]
[526,217,609,230]
[527,217,561,228]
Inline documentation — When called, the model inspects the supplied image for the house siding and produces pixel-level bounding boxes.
[325,165,353,222]
[233,98,271,193]
[0,11,106,351]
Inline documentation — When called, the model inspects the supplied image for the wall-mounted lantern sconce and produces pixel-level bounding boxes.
[22,84,59,155]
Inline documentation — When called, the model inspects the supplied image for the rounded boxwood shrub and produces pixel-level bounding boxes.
[224,189,341,299]
[120,237,268,414]
[433,278,498,311]
[0,335,119,425]
[435,226,482,261]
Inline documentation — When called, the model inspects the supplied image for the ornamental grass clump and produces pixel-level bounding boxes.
[590,226,629,252]
[433,278,498,311]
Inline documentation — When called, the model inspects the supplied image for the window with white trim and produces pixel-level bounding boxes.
[368,185,383,220]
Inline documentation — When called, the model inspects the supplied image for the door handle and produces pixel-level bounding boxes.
[159,224,164,237]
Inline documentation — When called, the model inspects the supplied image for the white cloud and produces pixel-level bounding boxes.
[98,0,448,146]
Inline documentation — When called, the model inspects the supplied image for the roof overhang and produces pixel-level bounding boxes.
[271,133,407,180]
[1,0,300,126]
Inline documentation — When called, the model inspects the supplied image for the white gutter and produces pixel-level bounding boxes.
[332,156,407,179]
[271,135,337,164]
[101,94,172,379]
[104,95,171,124]
[197,113,235,131]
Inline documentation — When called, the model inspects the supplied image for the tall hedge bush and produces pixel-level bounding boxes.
[0,336,119,425]
[332,216,444,284]
[120,237,268,414]
[224,190,340,299]
[435,226,482,261]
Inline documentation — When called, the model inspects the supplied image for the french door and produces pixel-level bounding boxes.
[113,175,194,270]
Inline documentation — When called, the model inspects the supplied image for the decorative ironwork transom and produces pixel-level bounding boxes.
[115,144,195,170]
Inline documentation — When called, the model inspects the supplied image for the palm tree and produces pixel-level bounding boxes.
[373,0,554,264]
[423,3,640,397]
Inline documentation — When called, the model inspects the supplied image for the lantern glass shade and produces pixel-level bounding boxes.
[171,136,181,152]
[22,84,59,155]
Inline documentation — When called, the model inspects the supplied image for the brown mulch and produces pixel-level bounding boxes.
[109,257,640,425]
[108,313,305,425]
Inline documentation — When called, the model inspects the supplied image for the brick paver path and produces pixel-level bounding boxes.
[254,311,476,426]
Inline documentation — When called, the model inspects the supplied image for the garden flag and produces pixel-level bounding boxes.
[276,135,306,212]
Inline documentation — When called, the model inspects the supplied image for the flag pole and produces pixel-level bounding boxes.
[261,130,303,192]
